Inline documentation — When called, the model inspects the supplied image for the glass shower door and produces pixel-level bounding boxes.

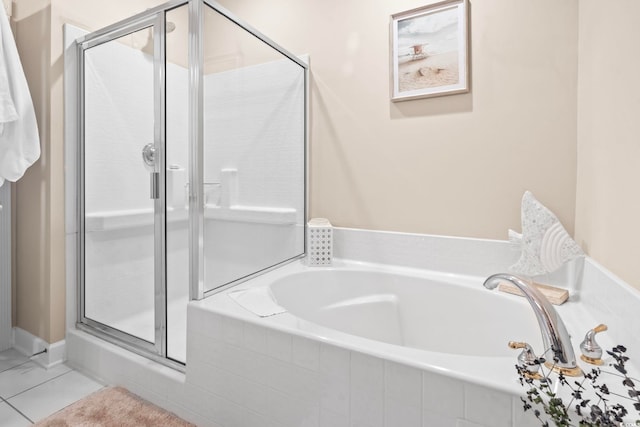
[74,0,306,367]
[80,15,166,355]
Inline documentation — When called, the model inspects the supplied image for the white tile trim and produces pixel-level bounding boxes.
[12,327,47,357]
[12,327,66,368]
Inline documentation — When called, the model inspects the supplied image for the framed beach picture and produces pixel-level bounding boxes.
[390,0,469,101]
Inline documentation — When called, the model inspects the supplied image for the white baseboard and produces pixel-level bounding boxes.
[12,327,47,356]
[12,327,66,368]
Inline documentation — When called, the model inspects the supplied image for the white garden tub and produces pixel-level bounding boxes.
[208,259,598,391]
[189,257,637,426]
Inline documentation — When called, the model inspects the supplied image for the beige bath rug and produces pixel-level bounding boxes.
[33,386,195,427]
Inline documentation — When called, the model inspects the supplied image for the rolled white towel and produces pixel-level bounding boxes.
[228,287,286,317]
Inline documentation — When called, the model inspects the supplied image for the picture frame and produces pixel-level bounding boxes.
[390,0,469,102]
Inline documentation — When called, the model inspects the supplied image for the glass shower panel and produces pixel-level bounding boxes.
[165,5,189,363]
[202,4,306,292]
[83,26,157,344]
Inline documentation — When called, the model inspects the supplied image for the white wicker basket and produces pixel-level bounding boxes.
[307,218,333,266]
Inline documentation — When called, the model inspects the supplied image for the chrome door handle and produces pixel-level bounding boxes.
[150,172,159,199]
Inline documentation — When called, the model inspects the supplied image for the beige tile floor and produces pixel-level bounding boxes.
[0,348,104,426]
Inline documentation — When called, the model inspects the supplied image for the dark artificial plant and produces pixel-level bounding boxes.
[517,346,640,427]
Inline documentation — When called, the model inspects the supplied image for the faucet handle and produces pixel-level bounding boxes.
[592,324,608,334]
[509,341,542,379]
[579,324,608,365]
[508,341,529,350]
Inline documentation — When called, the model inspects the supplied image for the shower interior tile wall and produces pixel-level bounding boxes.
[84,39,304,216]
[202,57,306,289]
[203,58,305,218]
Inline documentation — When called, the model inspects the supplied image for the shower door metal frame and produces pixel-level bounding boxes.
[188,0,205,301]
[76,8,174,364]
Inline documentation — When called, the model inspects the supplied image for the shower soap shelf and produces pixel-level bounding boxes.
[86,205,297,231]
[204,205,296,224]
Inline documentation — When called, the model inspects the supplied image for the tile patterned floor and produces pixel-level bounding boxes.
[0,348,104,426]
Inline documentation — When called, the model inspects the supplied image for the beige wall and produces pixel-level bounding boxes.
[12,0,58,343]
[217,0,579,239]
[12,0,640,344]
[575,0,640,290]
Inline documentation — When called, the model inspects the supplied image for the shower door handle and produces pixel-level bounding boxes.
[142,143,159,199]
[150,172,159,199]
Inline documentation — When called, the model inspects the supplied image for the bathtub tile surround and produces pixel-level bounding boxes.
[385,397,422,427]
[333,227,583,291]
[319,345,350,416]
[384,362,423,427]
[456,421,490,427]
[186,306,541,427]
[65,227,640,426]
[267,329,294,363]
[384,361,422,408]
[332,228,519,278]
[350,352,384,425]
[68,299,542,427]
[422,371,464,420]
[292,336,320,371]
[464,383,513,427]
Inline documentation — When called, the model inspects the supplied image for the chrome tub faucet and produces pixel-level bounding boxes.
[483,273,582,377]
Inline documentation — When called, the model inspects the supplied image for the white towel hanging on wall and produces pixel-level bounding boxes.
[0,4,40,188]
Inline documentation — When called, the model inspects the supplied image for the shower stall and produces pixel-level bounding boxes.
[70,0,307,367]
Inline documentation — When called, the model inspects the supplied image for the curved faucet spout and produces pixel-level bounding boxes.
[483,273,580,375]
